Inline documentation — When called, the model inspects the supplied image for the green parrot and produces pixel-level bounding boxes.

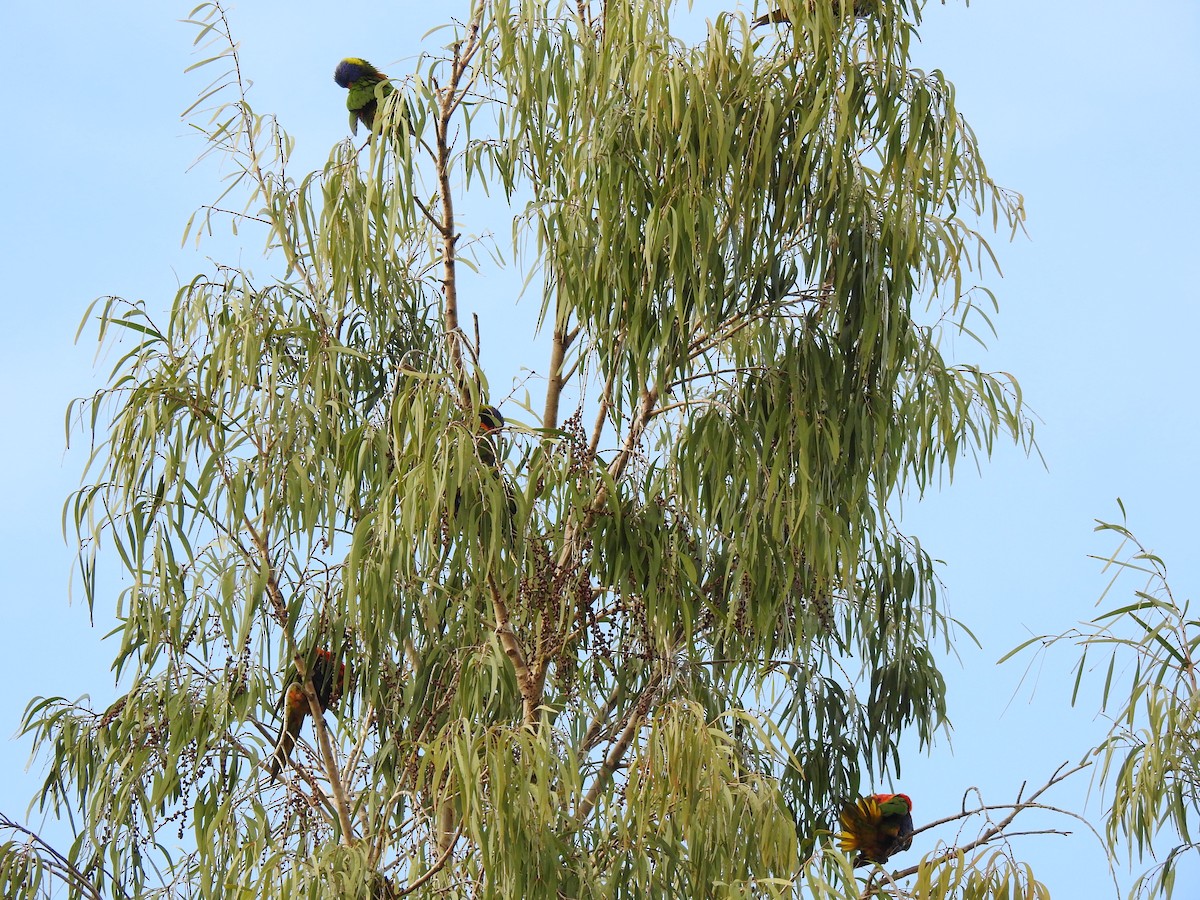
[333,57,394,135]
[754,0,877,27]
[451,405,517,522]
[268,648,349,780]
[476,406,514,511]
[478,405,505,435]
[837,793,915,866]
[478,405,505,470]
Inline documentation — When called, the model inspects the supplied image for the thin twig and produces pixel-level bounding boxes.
[0,815,106,900]
[575,669,663,824]
[580,681,627,753]
[588,365,618,458]
[432,1,486,396]
[343,703,376,784]
[488,572,539,727]
[886,761,1089,880]
[297,656,357,845]
[397,825,463,896]
[543,315,570,430]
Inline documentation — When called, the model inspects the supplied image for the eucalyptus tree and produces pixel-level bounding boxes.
[9,1,1042,896]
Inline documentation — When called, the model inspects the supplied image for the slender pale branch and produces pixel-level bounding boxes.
[552,385,659,627]
[587,365,618,459]
[580,680,627,754]
[412,193,442,231]
[196,204,272,227]
[250,528,290,628]
[885,761,1090,881]
[432,1,486,395]
[204,4,320,302]
[488,572,539,727]
[607,387,659,486]
[0,815,106,900]
[543,304,579,430]
[575,669,663,824]
[369,785,408,868]
[297,657,356,846]
[397,826,463,896]
[343,703,376,784]
[543,316,569,430]
[191,417,292,634]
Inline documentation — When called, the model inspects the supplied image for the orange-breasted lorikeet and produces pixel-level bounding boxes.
[268,648,348,779]
[476,405,506,470]
[479,405,504,434]
[333,58,394,135]
[837,793,914,866]
[452,404,516,520]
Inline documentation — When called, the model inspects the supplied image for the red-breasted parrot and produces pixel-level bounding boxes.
[837,792,914,866]
[479,405,504,435]
[333,58,394,135]
[452,405,516,520]
[475,404,505,470]
[443,404,518,526]
[268,648,348,779]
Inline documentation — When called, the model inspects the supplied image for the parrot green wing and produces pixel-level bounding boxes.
[346,80,379,115]
[346,78,395,134]
[877,795,911,817]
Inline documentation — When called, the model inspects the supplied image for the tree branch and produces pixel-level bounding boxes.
[488,572,540,728]
[543,311,570,430]
[297,656,356,846]
[575,669,662,824]
[432,2,486,397]
[343,703,376,784]
[0,814,106,900]
[587,364,618,459]
[397,825,463,896]
[884,761,1090,881]
[580,679,626,753]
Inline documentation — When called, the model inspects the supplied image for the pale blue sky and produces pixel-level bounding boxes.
[2,1,1197,895]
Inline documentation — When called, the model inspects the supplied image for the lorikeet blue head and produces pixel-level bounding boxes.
[334,57,394,134]
[479,405,505,434]
[334,58,378,89]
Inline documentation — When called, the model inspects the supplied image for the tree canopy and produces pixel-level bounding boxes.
[23,1,1194,898]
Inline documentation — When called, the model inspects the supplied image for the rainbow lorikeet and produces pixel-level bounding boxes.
[476,404,505,470]
[268,648,348,780]
[479,405,504,434]
[754,0,877,27]
[451,405,517,521]
[837,793,914,866]
[333,58,394,135]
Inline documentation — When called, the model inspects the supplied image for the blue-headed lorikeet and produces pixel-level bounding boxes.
[475,404,505,470]
[333,58,394,135]
[268,648,349,779]
[453,404,516,520]
[479,405,504,435]
[837,793,914,866]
